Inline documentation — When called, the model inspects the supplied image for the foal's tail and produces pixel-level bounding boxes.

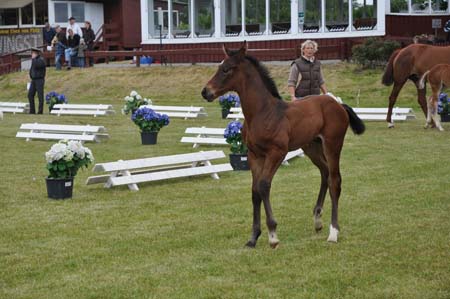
[418,70,430,89]
[382,48,401,86]
[342,104,365,135]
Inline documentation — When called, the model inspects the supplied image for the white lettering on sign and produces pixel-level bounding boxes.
[0,33,42,54]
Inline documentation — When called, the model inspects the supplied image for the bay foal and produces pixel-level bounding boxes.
[202,43,365,247]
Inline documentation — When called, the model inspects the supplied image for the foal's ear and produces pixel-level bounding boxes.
[222,44,232,58]
[238,41,247,57]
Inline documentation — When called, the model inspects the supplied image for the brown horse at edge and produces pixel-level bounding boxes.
[202,43,365,248]
[382,43,450,128]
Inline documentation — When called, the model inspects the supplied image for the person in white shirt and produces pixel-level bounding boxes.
[67,17,83,38]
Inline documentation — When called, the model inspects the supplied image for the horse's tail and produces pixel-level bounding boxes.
[342,104,365,135]
[419,70,430,89]
[382,48,401,86]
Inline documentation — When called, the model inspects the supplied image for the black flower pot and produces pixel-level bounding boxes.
[141,131,158,145]
[229,153,250,171]
[46,177,73,200]
[440,113,450,122]
[221,109,230,119]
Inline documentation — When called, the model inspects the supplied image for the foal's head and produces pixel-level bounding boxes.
[201,43,250,102]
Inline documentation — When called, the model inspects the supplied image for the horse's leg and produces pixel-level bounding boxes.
[416,83,429,120]
[425,96,433,129]
[430,89,444,131]
[322,138,344,243]
[257,151,285,248]
[386,80,407,128]
[303,140,329,232]
[246,153,263,248]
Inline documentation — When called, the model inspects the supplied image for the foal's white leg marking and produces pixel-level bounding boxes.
[268,231,280,248]
[388,122,395,128]
[327,225,339,243]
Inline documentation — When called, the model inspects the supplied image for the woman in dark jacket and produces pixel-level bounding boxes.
[84,21,96,66]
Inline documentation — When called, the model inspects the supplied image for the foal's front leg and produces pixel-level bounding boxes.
[430,93,444,131]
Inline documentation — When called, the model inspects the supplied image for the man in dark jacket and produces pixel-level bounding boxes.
[42,22,56,46]
[28,48,46,114]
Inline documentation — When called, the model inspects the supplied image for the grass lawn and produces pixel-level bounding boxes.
[0,63,449,299]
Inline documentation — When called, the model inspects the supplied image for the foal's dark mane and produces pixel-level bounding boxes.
[244,55,282,100]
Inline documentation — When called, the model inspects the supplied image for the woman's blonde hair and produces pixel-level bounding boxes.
[301,40,318,53]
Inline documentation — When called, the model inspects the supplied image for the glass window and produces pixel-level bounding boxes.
[224,0,242,36]
[353,0,377,30]
[173,0,190,38]
[195,0,214,37]
[390,0,408,12]
[412,0,430,11]
[246,0,266,35]
[270,0,291,34]
[71,3,85,22]
[431,0,448,11]
[326,0,349,32]
[55,3,68,23]
[300,0,321,33]
[0,8,18,26]
[35,0,48,25]
[21,3,34,25]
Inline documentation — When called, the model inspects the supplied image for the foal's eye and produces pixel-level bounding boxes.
[222,67,231,74]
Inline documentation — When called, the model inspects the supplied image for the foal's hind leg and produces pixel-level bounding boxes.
[322,138,344,243]
[303,140,329,232]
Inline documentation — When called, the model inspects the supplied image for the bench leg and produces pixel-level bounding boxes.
[122,170,139,191]
[204,160,220,180]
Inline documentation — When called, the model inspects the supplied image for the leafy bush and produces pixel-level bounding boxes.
[45,91,67,111]
[224,121,247,154]
[352,38,400,69]
[131,107,170,133]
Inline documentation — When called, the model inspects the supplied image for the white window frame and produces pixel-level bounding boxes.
[51,1,86,27]
[0,0,46,29]
[141,0,386,44]
[388,0,450,14]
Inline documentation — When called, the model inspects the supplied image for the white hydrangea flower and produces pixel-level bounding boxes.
[144,98,152,105]
[67,140,86,159]
[124,96,133,102]
[136,94,142,100]
[130,90,138,97]
[63,149,74,161]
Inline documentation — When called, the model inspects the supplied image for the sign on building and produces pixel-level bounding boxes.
[0,28,43,55]
[432,19,442,29]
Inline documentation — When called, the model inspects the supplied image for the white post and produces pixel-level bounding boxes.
[265,0,270,35]
[377,0,385,33]
[291,0,299,34]
[408,0,412,13]
[241,0,246,36]
[429,0,432,13]
[348,0,352,31]
[141,0,150,40]
[214,0,222,37]
[321,0,326,32]
[190,0,195,38]
[32,0,36,26]
[168,0,173,39]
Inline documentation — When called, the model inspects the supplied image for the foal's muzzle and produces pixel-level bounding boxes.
[201,87,215,102]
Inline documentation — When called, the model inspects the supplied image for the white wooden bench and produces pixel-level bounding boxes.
[0,102,29,114]
[51,104,115,117]
[227,107,244,120]
[86,150,233,191]
[16,123,109,143]
[142,105,207,119]
[353,107,415,122]
[181,127,304,164]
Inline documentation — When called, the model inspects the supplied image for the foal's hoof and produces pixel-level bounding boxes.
[327,225,339,243]
[269,240,280,249]
[424,123,430,129]
[245,241,257,248]
[387,122,395,129]
[314,218,323,232]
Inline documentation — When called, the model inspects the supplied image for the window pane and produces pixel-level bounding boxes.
[21,3,33,25]
[195,0,214,37]
[300,0,321,33]
[35,0,48,25]
[71,3,85,22]
[411,0,429,11]
[149,0,169,38]
[353,0,377,30]
[270,0,291,34]
[0,8,18,26]
[431,0,448,11]
[55,3,68,23]
[224,0,242,36]
[173,0,190,38]
[246,0,266,35]
[390,0,408,12]
[326,0,349,31]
